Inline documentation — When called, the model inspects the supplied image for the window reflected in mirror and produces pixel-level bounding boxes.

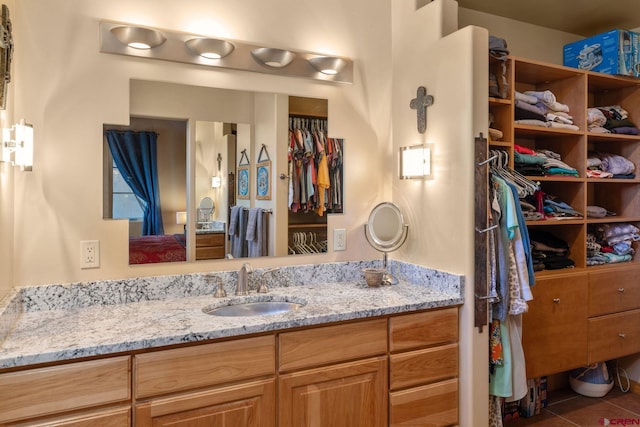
[103,117,187,264]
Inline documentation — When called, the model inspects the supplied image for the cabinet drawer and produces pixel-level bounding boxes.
[389,308,458,352]
[10,405,131,427]
[196,233,225,247]
[589,268,640,316]
[588,309,640,364]
[522,274,588,378]
[135,335,275,398]
[389,378,458,427]
[279,319,387,372]
[0,356,130,424]
[390,343,458,391]
[195,246,225,260]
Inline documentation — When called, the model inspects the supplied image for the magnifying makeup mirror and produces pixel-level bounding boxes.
[197,196,215,229]
[364,202,408,285]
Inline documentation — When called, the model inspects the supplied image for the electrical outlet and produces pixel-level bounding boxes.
[334,228,346,251]
[81,240,100,269]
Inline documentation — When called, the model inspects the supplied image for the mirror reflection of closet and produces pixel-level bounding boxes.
[287,96,343,255]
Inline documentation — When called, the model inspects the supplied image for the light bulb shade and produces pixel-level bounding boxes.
[251,47,296,68]
[309,56,347,75]
[400,145,431,179]
[110,26,166,49]
[186,38,235,59]
[176,211,187,225]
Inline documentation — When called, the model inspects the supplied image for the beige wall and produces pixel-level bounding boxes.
[0,162,13,297]
[459,7,582,65]
[0,0,15,298]
[9,0,391,286]
[391,1,487,425]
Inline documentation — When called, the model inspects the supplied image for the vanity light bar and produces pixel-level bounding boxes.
[99,21,353,84]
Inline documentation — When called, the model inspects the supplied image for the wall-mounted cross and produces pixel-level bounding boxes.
[409,86,434,134]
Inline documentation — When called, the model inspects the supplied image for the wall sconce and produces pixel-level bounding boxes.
[99,21,353,83]
[110,25,166,49]
[186,38,235,59]
[211,176,222,188]
[399,144,431,179]
[309,56,347,75]
[2,119,33,171]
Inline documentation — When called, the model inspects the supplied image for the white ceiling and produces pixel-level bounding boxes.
[456,0,640,36]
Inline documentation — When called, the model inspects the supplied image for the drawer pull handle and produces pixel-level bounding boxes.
[619,333,626,339]
[553,298,560,303]
[618,288,625,293]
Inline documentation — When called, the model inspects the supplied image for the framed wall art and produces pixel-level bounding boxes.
[237,149,250,200]
[256,144,271,200]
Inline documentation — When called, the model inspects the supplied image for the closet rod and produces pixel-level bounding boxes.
[288,113,328,120]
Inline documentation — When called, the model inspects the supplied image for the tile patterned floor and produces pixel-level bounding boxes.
[507,387,640,426]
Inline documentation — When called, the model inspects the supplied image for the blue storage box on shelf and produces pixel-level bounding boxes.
[563,29,638,77]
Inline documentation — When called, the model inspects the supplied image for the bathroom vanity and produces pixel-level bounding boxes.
[0,261,463,426]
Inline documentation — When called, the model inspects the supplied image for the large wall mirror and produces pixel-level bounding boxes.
[103,80,342,265]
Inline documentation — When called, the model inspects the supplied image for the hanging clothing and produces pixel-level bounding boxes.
[287,117,343,214]
[489,150,535,405]
[316,151,330,216]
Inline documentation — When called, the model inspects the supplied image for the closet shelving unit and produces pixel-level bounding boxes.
[489,56,640,379]
[287,96,329,253]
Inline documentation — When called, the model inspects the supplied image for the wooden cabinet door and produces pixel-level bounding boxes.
[135,379,275,427]
[522,274,588,378]
[279,356,387,427]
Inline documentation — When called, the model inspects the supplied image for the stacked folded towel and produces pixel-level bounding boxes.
[587,223,640,265]
[521,188,583,221]
[588,105,640,135]
[514,144,579,177]
[514,90,579,130]
[587,152,636,179]
[528,228,575,270]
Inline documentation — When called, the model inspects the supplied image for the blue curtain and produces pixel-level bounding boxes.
[105,130,164,236]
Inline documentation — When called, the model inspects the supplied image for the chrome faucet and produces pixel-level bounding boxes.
[236,263,253,296]
[257,267,280,293]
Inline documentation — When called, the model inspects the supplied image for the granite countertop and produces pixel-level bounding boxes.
[0,261,464,369]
